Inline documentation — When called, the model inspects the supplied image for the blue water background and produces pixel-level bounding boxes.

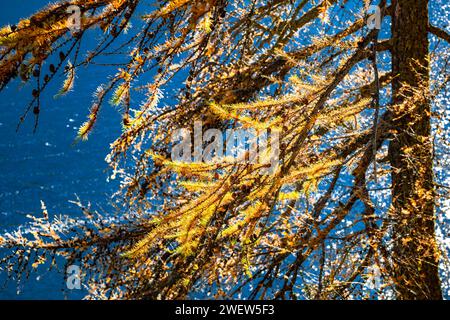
[0,1,122,299]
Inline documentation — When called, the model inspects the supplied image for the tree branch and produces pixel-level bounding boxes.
[428,24,450,43]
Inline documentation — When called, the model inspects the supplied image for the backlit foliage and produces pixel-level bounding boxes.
[1,0,450,299]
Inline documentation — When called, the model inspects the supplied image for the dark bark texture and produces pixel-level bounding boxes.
[389,0,442,300]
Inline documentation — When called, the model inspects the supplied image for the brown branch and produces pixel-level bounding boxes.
[428,24,450,43]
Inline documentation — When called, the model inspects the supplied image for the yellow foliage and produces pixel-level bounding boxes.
[220,201,264,239]
[180,180,220,192]
[210,102,282,130]
[278,191,301,201]
[200,11,213,33]
[55,61,75,98]
[110,83,129,106]
[216,95,300,110]
[283,159,342,185]
[317,98,372,126]
[158,0,192,17]
[77,103,100,141]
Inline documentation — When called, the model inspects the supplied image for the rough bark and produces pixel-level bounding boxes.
[389,0,442,299]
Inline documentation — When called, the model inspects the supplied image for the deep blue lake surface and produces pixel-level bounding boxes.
[0,1,122,299]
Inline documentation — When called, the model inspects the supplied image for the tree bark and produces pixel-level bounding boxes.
[389,0,442,299]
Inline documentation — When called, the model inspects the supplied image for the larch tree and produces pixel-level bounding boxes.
[0,0,449,300]
[389,0,442,300]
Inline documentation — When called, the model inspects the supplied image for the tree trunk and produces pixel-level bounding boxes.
[389,0,442,299]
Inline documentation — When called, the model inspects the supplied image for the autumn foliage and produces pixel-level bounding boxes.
[1,0,450,300]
